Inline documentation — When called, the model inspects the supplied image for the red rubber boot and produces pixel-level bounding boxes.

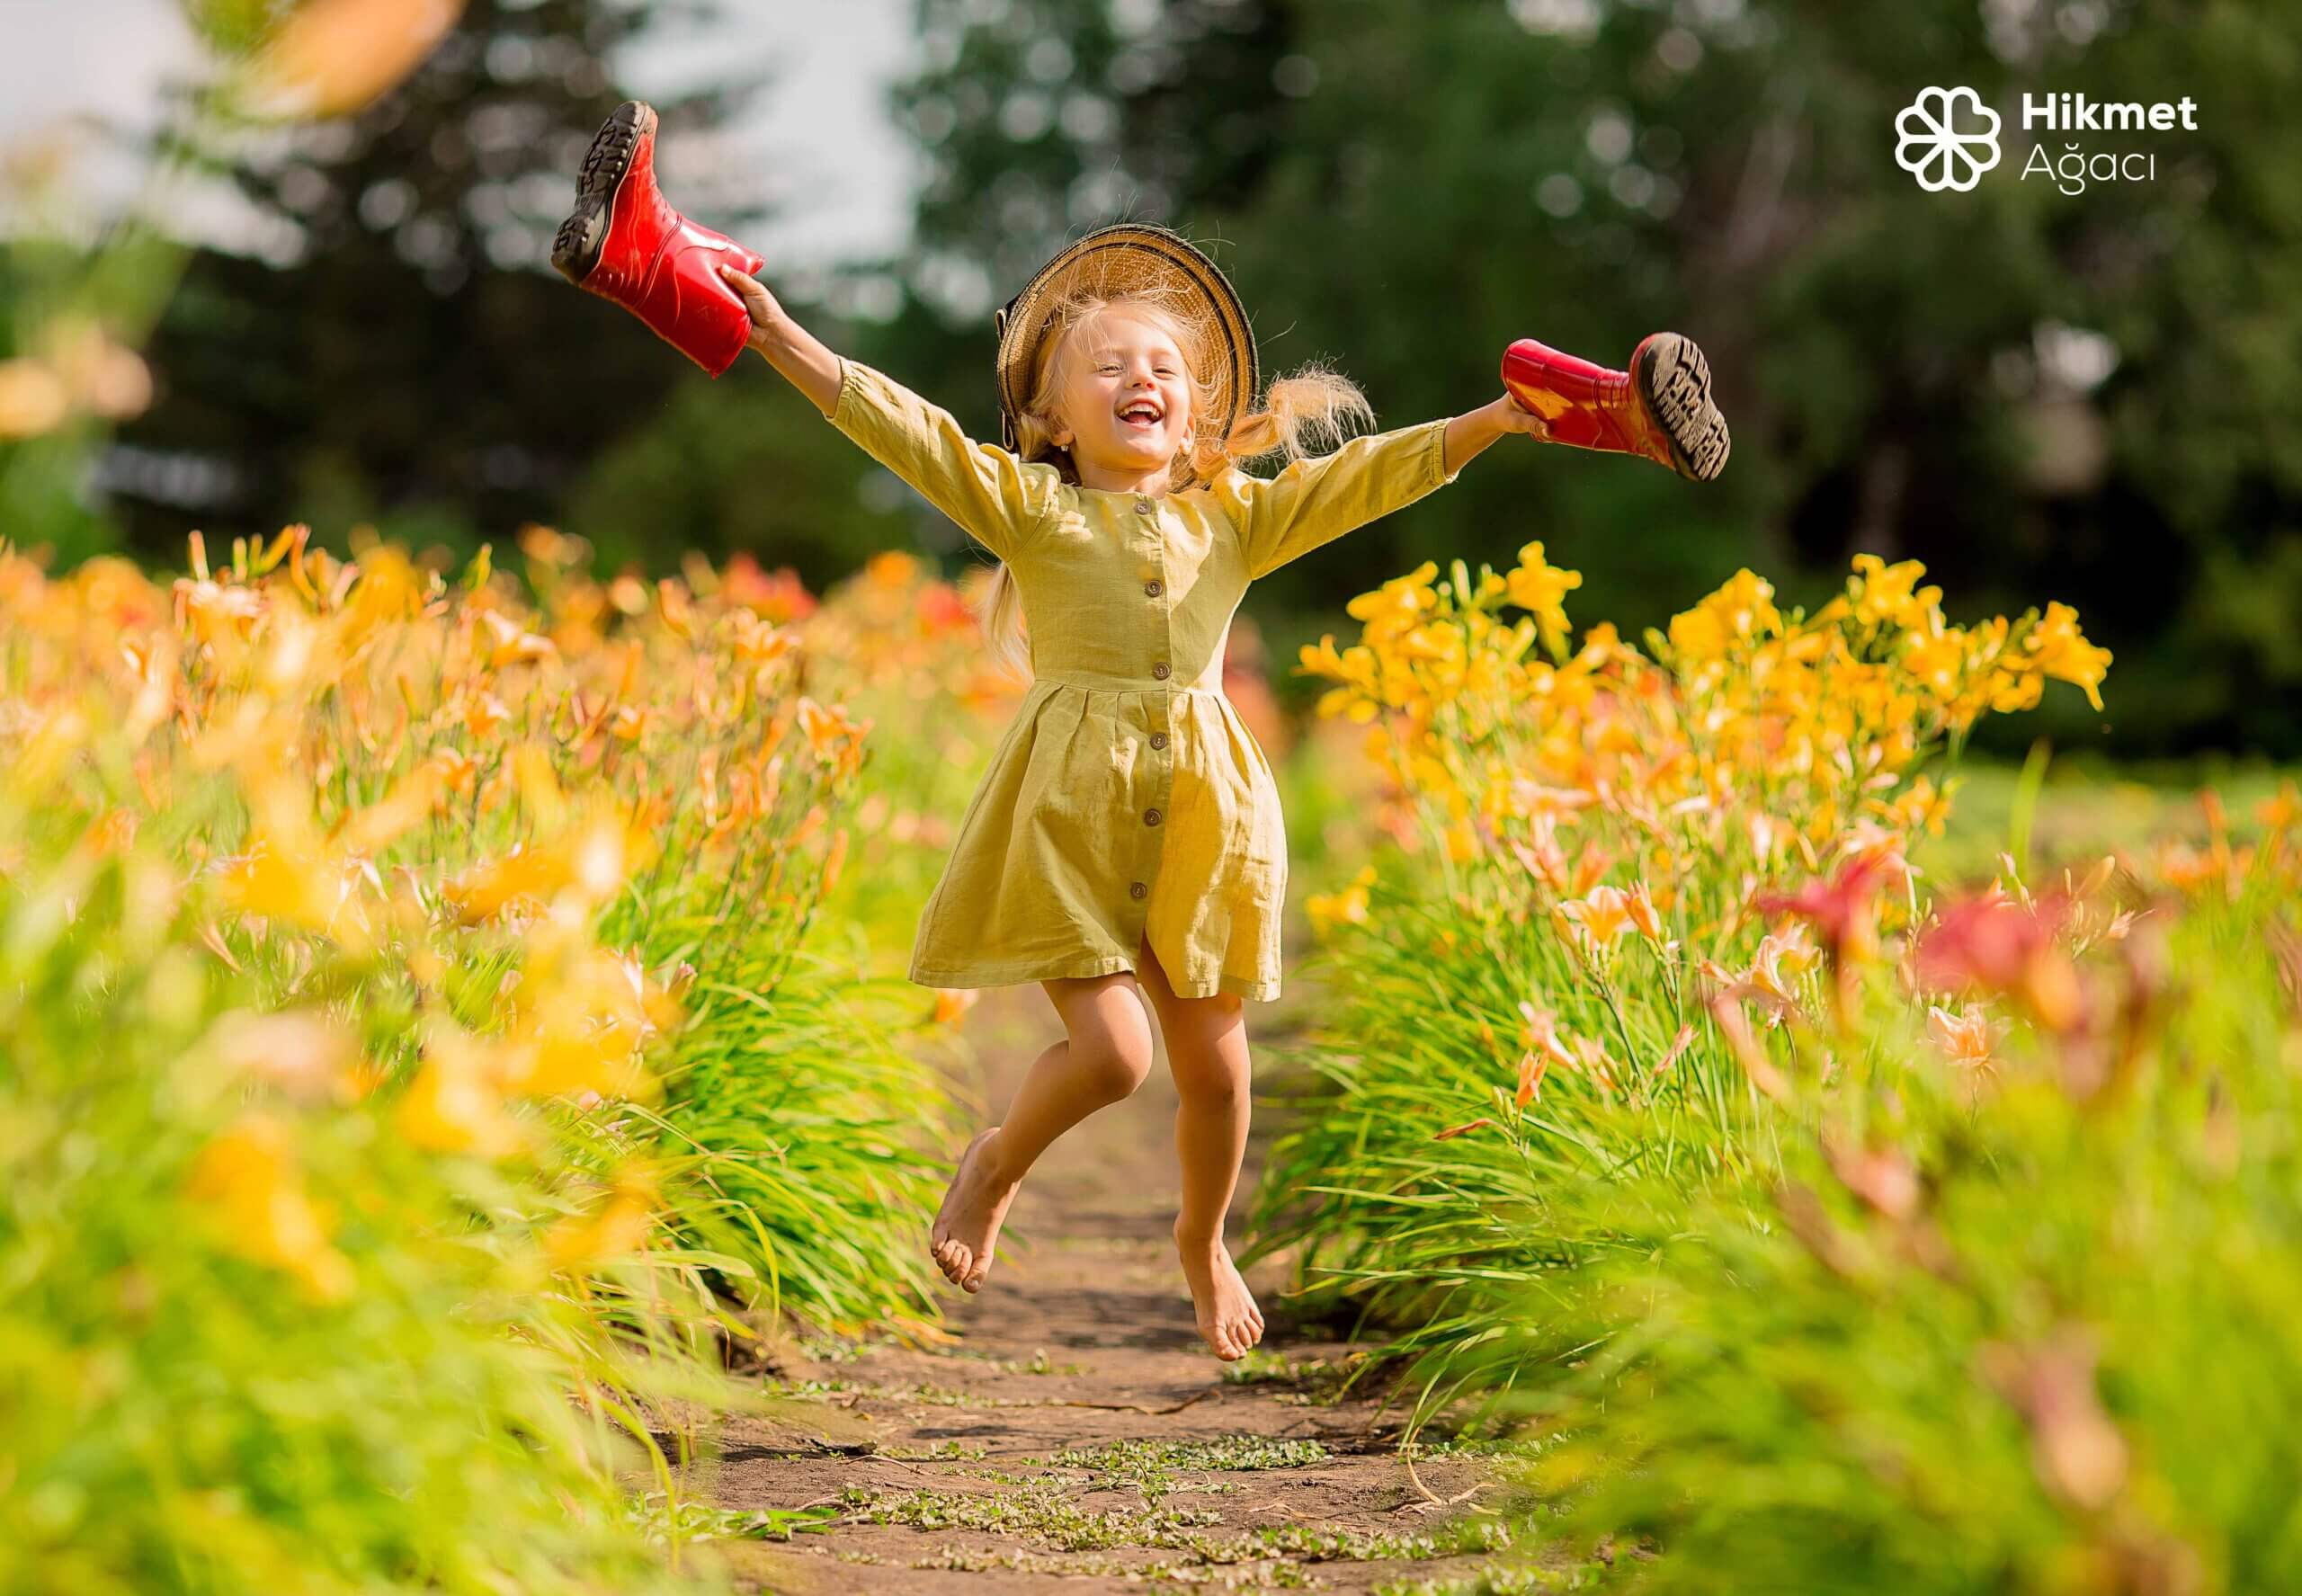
[552,101,765,378]
[1501,333,1731,482]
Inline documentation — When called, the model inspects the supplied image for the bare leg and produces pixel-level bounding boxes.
[1133,935,1264,1360]
[930,970,1155,1291]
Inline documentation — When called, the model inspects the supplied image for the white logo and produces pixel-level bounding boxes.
[1895,86,2002,192]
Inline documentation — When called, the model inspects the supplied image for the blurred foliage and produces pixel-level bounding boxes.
[856,0,2301,755]
[95,0,781,560]
[12,0,2299,757]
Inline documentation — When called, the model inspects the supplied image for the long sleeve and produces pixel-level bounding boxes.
[1211,417,1459,581]
[825,358,1066,563]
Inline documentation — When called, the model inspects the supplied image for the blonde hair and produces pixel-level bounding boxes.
[978,286,1374,680]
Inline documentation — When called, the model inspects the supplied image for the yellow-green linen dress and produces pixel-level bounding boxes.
[824,358,1459,1002]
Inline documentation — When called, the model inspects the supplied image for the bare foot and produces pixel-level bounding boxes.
[1175,1226,1265,1360]
[930,1128,1019,1292]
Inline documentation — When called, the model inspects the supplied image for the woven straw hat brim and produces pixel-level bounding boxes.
[994,225,1259,486]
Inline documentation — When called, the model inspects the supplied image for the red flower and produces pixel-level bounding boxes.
[1914,892,2082,1031]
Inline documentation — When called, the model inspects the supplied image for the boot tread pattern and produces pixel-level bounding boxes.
[551,102,652,287]
[1638,334,1732,483]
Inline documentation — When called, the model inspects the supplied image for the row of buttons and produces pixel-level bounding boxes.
[1139,494,1166,897]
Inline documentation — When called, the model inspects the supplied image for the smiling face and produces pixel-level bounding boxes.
[1047,307,1196,487]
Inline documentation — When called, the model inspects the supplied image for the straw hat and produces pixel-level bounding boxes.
[993,223,1260,487]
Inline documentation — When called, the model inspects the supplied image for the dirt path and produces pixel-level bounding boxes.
[688,986,1518,1593]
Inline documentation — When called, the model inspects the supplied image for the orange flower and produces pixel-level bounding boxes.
[1746,926,1819,1003]
[478,609,556,668]
[544,1171,660,1270]
[2258,780,2300,836]
[397,1029,528,1158]
[1553,885,1634,955]
[1513,1001,1577,1106]
[1927,1003,1997,1074]
[186,1112,356,1302]
[1623,880,1665,941]
[797,696,870,770]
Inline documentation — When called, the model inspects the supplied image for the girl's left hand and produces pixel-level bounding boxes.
[1493,391,1553,441]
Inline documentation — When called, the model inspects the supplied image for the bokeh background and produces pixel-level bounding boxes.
[6,0,2298,755]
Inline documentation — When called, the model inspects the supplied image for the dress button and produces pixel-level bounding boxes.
[1145,578,1163,598]
[1143,807,1163,827]
[1152,662,1171,681]
[1134,496,1154,513]
[1150,731,1169,750]
[1129,881,1147,900]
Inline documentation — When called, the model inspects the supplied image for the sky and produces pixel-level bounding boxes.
[0,0,922,271]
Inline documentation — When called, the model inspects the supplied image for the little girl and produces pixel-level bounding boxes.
[554,105,1728,1360]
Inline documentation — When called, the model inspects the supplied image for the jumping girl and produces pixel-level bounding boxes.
[554,100,1730,1360]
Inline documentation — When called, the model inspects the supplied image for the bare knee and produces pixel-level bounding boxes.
[1166,1002,1248,1108]
[1058,982,1156,1103]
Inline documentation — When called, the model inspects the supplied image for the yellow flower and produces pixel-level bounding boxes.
[344,545,424,641]
[1345,562,1441,638]
[1667,570,1780,660]
[1846,554,1942,633]
[1503,541,1583,655]
[397,1029,529,1158]
[2019,602,2111,711]
[1307,864,1378,936]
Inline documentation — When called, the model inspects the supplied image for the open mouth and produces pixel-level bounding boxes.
[1118,399,1164,432]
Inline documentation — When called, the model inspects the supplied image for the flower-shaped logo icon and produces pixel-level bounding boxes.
[1895,86,2001,192]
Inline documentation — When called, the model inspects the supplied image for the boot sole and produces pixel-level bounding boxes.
[1635,333,1731,483]
[552,100,656,288]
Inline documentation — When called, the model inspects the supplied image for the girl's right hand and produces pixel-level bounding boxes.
[717,263,782,355]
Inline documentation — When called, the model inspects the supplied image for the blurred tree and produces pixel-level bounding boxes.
[107,0,774,562]
[859,0,2302,754]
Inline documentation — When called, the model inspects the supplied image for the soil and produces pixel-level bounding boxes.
[671,986,1527,1594]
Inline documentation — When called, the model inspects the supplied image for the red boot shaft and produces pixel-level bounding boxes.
[1502,332,1730,482]
[553,102,764,378]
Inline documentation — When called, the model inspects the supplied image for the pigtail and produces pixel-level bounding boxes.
[1192,359,1376,480]
[977,561,1030,681]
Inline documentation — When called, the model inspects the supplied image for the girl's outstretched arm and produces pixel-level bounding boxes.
[1447,392,1550,475]
[715,263,1063,565]
[1219,391,1553,581]
[718,265,841,417]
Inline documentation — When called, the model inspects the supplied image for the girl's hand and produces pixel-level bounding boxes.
[1493,390,1553,441]
[1444,394,1550,476]
[718,266,842,414]
[717,263,783,355]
